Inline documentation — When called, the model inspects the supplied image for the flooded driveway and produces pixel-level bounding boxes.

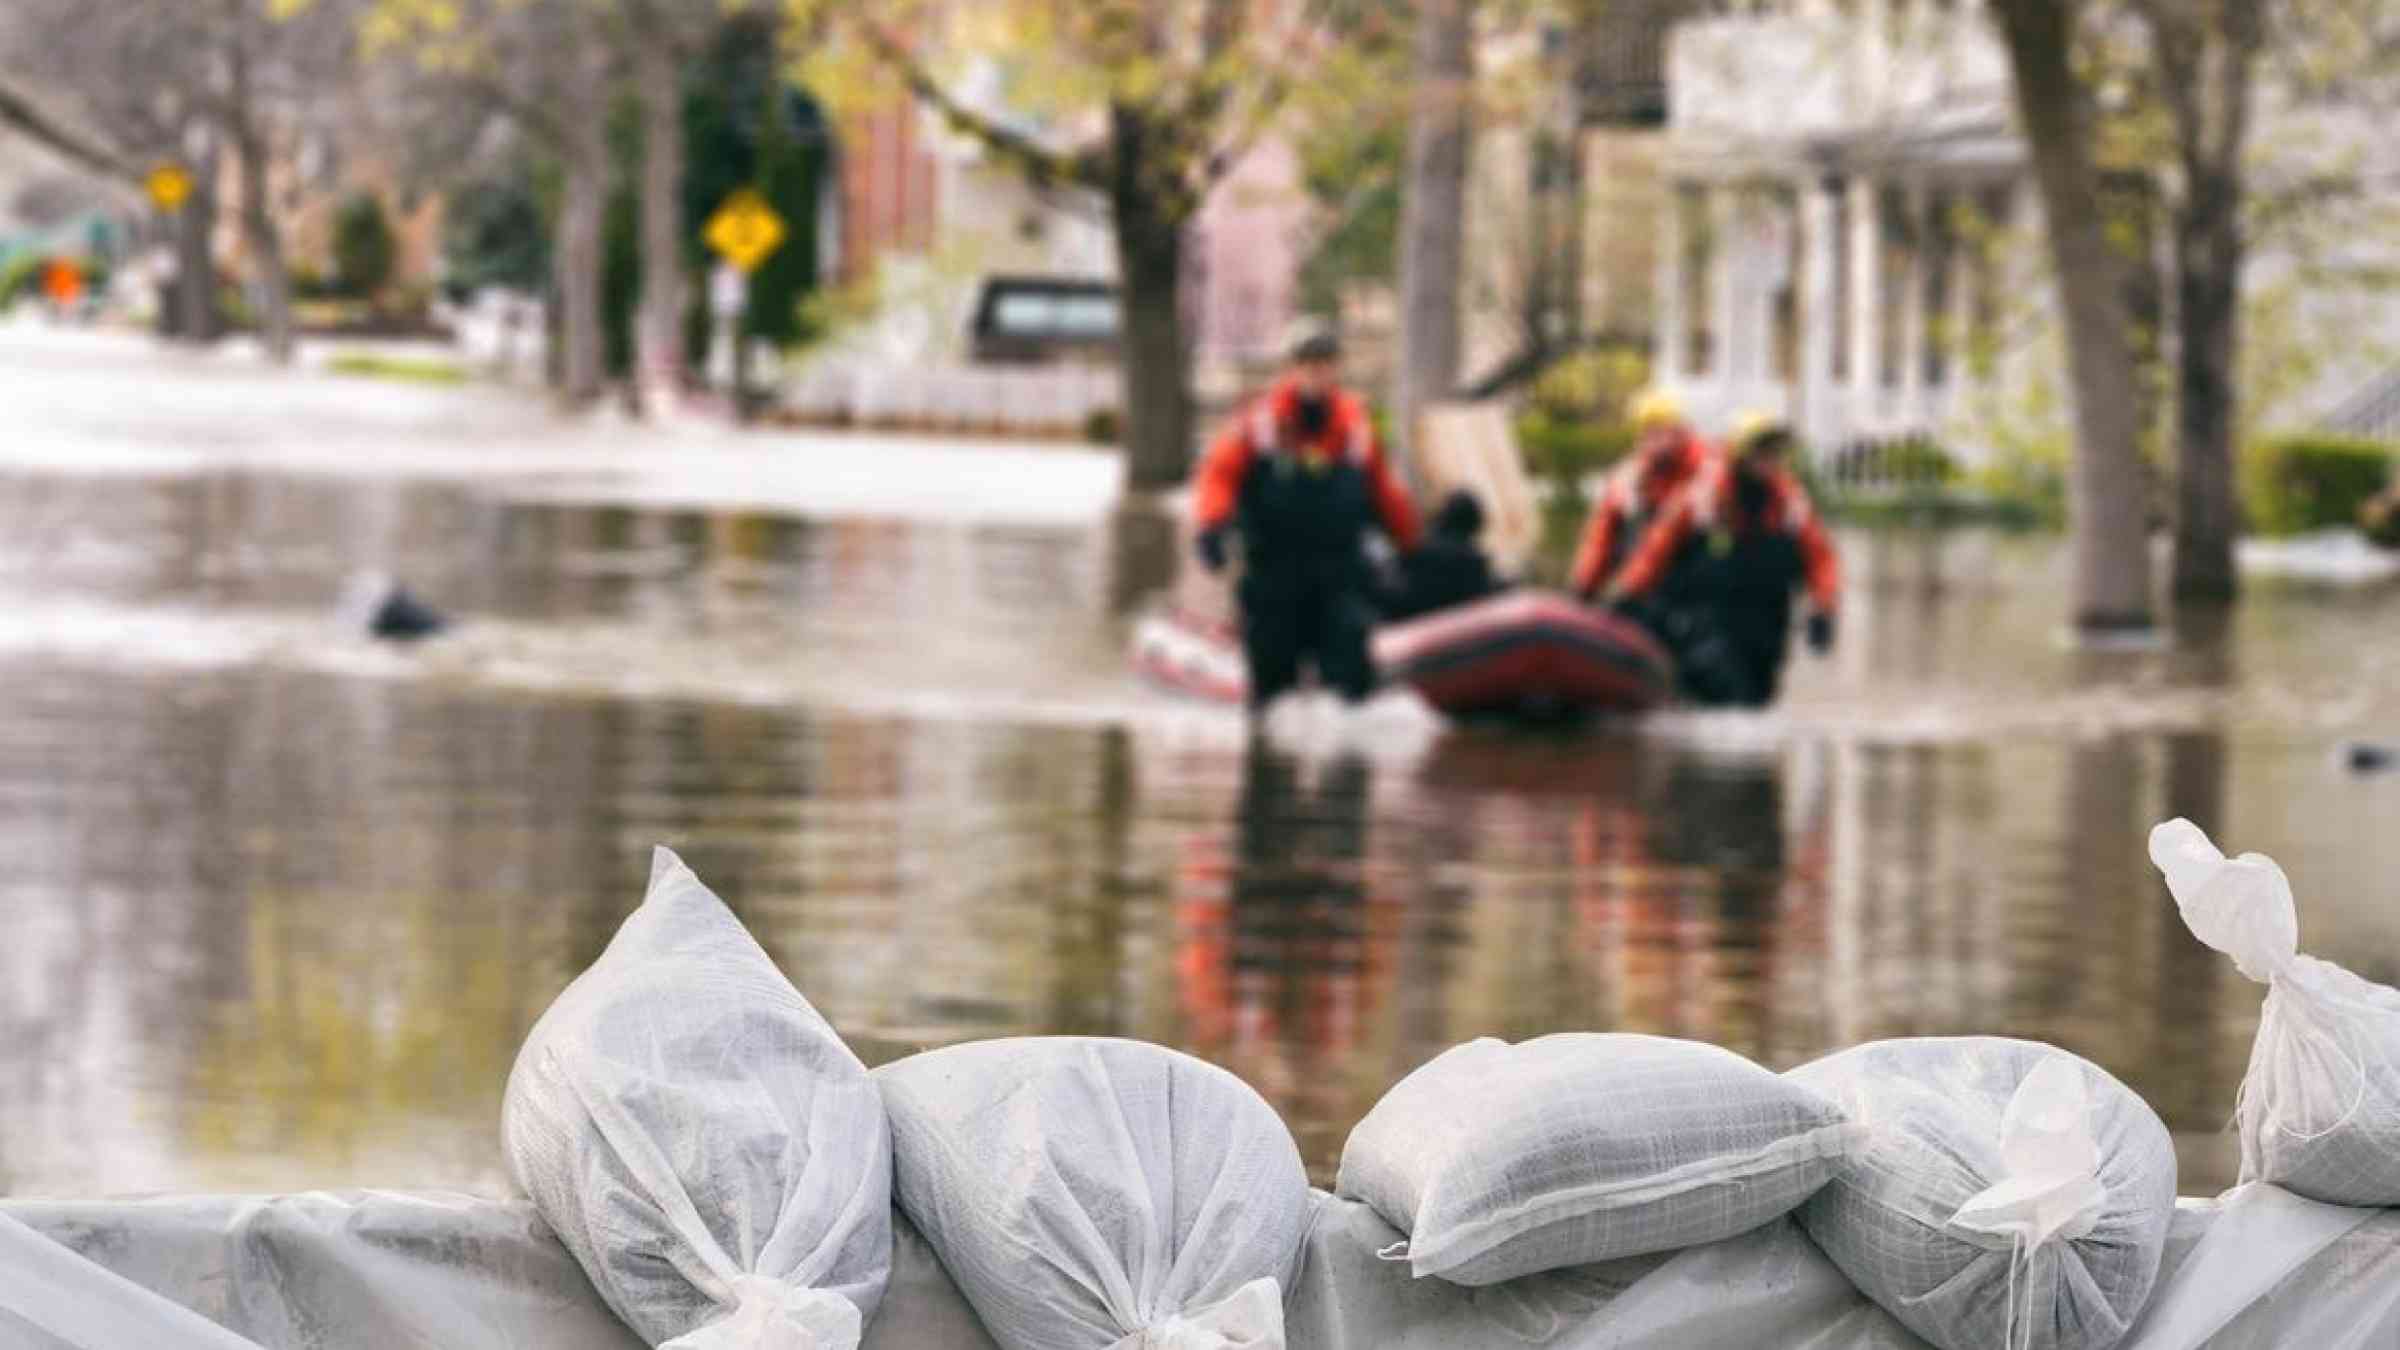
[6,334,2399,1198]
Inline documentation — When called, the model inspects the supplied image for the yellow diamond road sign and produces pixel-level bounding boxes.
[145,163,194,214]
[704,189,786,274]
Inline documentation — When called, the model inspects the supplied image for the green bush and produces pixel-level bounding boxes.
[1082,406,1122,445]
[1516,410,1636,493]
[1526,348,1650,425]
[0,252,50,307]
[0,253,107,309]
[332,192,398,300]
[442,175,550,295]
[2243,435,2397,536]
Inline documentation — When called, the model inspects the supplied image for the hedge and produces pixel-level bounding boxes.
[2243,436,2397,537]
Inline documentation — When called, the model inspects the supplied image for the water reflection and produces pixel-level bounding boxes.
[5,468,2400,1200]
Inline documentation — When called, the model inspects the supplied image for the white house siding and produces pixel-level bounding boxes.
[1654,0,2400,466]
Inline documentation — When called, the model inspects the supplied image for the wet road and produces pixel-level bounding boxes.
[5,331,2399,1198]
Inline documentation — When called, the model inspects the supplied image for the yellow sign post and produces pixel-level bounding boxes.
[702,188,787,274]
[145,163,194,214]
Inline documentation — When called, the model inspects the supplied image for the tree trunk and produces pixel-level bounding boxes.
[224,27,292,366]
[2170,171,2242,602]
[1991,0,2155,632]
[173,140,221,344]
[232,126,294,364]
[634,37,686,413]
[1110,110,1194,492]
[556,138,608,407]
[2149,0,2258,606]
[1397,0,1475,464]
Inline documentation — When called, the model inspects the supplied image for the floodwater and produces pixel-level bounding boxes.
[6,365,2400,1201]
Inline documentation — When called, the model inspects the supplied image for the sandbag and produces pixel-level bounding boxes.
[503,847,892,1348]
[2151,819,2400,1205]
[1790,1037,2177,1350]
[1337,1034,1856,1284]
[875,1036,1311,1350]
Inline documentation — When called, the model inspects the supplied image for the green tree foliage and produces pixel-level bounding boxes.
[677,14,826,362]
[440,174,551,295]
[332,191,400,300]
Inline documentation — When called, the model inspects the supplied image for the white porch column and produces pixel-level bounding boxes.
[1947,188,1979,402]
[1846,175,1882,423]
[1655,180,1688,384]
[1709,184,1739,396]
[1799,177,1840,452]
[1898,181,1930,427]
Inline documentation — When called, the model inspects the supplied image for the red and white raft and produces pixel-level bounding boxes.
[1132,590,1674,719]
[1374,589,1673,718]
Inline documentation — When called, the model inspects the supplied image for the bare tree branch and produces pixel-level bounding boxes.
[857,17,1108,191]
[0,78,138,180]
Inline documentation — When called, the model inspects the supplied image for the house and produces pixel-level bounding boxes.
[1653,0,2400,462]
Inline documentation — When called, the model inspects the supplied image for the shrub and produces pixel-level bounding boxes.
[0,253,51,308]
[332,191,398,300]
[1514,349,1648,517]
[1526,347,1650,425]
[2243,435,2396,537]
[1083,406,1122,445]
[1516,410,1635,493]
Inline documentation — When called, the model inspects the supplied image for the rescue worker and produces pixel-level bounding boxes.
[1383,489,1501,621]
[1570,389,1718,601]
[1192,321,1420,709]
[1603,413,1838,707]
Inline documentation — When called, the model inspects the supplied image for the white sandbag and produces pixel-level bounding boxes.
[1337,1034,1857,1284]
[1790,1037,2178,1350]
[504,847,892,1349]
[875,1036,1311,1350]
[2150,819,2400,1205]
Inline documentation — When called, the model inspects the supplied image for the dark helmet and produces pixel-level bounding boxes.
[1283,317,1342,364]
[1432,489,1485,540]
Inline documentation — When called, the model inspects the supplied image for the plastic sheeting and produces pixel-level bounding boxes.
[2151,819,2400,1206]
[875,1036,1314,1350]
[1284,1192,1925,1349]
[0,1191,983,1350]
[3,1185,2400,1348]
[1337,1035,1855,1285]
[502,847,893,1349]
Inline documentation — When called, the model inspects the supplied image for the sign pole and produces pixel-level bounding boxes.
[701,186,787,424]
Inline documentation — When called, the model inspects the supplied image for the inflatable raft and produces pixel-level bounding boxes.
[1132,590,1674,718]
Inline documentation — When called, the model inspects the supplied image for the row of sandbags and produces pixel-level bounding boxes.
[7,820,2393,1350]
[496,823,2400,1350]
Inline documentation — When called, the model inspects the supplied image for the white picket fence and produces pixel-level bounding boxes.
[781,362,1120,437]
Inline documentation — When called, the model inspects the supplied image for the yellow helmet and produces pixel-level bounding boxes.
[1729,410,1793,455]
[1628,388,1686,432]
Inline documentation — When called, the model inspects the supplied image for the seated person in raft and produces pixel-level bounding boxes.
[1381,489,1505,622]
[1598,413,1840,708]
[1191,320,1421,711]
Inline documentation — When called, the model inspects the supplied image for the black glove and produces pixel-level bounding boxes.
[1806,610,1837,654]
[1195,526,1231,574]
